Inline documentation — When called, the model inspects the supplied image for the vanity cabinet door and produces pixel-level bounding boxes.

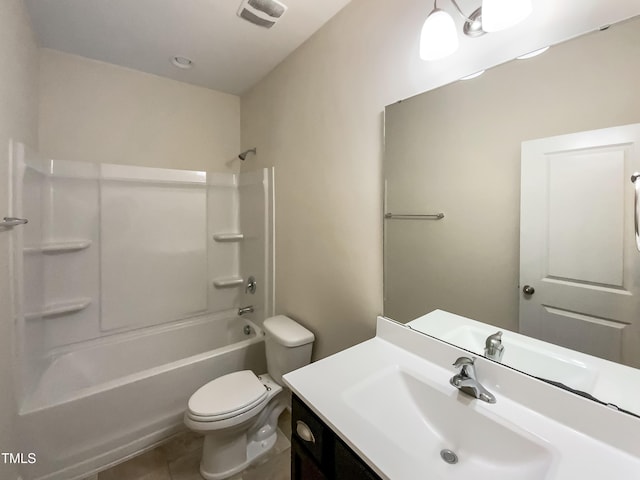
[334,437,379,480]
[291,394,328,465]
[292,437,329,480]
[292,394,382,480]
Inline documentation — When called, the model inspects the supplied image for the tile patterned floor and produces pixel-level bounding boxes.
[88,410,291,480]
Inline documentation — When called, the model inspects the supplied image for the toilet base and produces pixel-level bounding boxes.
[199,428,278,480]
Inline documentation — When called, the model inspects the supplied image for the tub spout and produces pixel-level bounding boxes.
[238,306,254,316]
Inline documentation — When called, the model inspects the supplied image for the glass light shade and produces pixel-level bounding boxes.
[482,0,532,32]
[420,8,459,61]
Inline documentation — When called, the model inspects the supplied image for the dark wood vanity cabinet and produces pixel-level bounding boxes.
[291,394,382,480]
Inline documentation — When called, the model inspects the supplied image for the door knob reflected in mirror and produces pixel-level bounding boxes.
[522,285,535,296]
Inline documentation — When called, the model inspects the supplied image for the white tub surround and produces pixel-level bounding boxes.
[9,143,275,480]
[284,317,640,480]
[18,315,266,480]
[21,314,264,414]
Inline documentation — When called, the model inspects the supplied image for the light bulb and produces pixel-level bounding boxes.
[482,0,532,32]
[420,8,459,61]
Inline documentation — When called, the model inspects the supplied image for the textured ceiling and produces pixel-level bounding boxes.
[25,0,352,95]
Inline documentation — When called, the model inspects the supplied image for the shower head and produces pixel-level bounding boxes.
[238,148,257,161]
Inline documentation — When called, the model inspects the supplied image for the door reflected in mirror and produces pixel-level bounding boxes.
[383,16,640,416]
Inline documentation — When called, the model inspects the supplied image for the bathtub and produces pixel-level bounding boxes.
[16,312,267,480]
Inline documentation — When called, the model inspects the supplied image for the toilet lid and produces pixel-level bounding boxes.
[188,370,268,419]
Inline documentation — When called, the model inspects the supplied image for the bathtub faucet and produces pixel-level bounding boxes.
[238,305,254,316]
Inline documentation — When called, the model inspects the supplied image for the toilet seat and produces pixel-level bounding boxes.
[187,370,268,422]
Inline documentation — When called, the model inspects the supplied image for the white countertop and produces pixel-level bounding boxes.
[284,317,640,480]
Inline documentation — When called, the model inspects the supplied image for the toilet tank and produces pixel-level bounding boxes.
[263,315,314,385]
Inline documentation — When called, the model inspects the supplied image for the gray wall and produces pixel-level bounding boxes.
[0,1,39,478]
[240,0,640,360]
[39,49,240,172]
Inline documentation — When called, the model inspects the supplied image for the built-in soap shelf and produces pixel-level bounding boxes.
[24,240,92,254]
[213,277,244,289]
[25,298,92,320]
[213,233,244,242]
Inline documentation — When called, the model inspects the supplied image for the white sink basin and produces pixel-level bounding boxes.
[344,366,554,480]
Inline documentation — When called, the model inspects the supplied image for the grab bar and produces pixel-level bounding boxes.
[384,213,445,220]
[1,217,28,228]
[632,173,640,251]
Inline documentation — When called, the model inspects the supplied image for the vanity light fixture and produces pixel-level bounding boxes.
[419,3,459,61]
[516,46,550,60]
[420,0,533,61]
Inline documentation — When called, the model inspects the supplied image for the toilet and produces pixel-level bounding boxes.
[184,315,314,480]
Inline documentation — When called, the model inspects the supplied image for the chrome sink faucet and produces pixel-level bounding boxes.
[450,357,496,404]
[484,331,505,362]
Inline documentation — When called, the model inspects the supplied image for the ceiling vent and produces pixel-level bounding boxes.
[237,0,288,29]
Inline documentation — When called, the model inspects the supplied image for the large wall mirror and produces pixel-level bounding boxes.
[383,16,640,416]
